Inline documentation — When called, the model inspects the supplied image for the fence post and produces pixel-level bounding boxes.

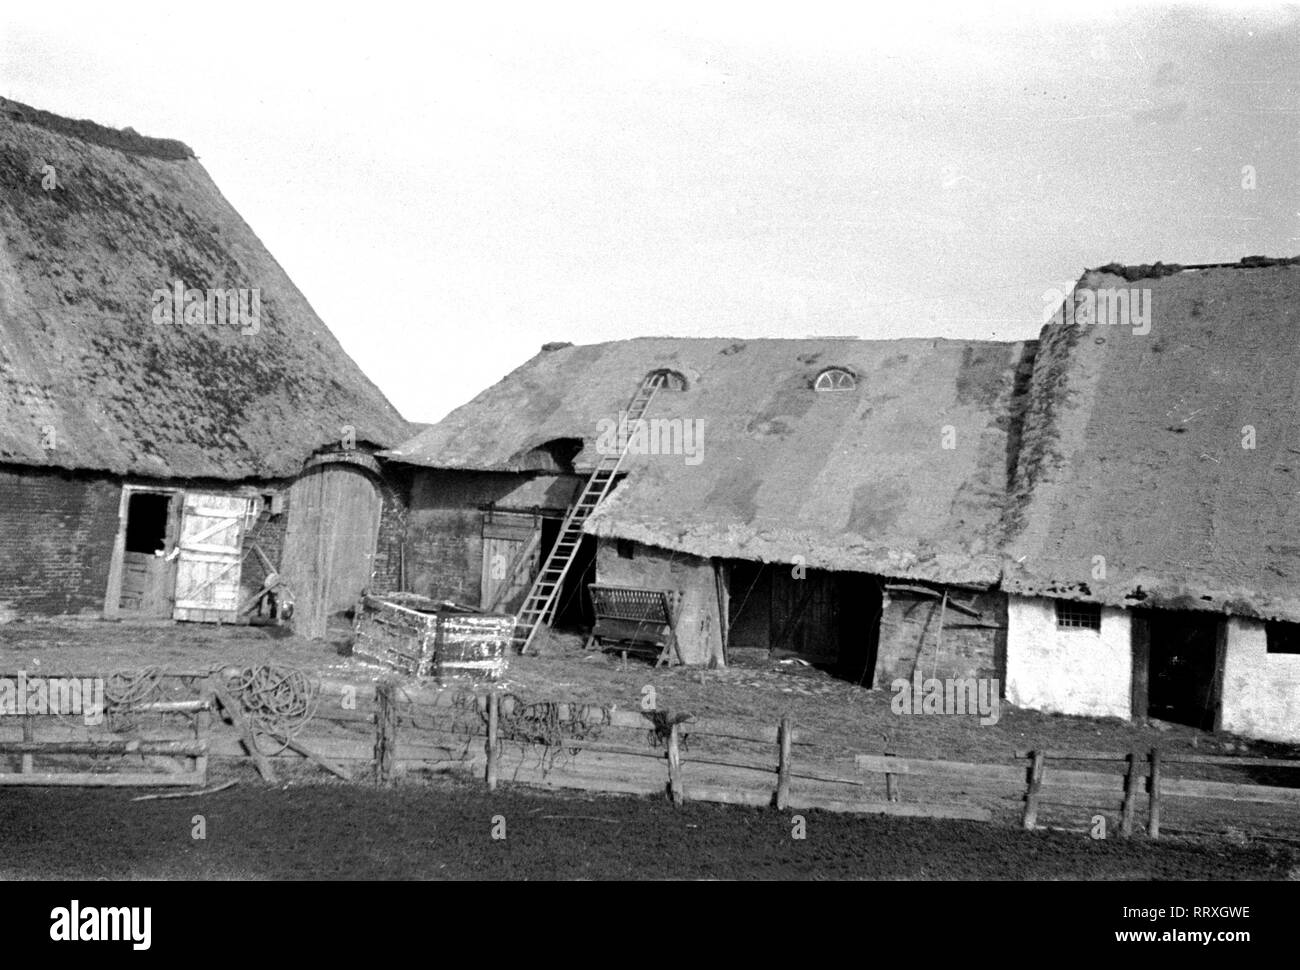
[776,716,792,810]
[486,691,500,792]
[1147,748,1161,839]
[374,682,397,785]
[885,753,901,802]
[667,721,684,805]
[1022,750,1045,830]
[194,695,211,782]
[1121,751,1139,837]
[20,715,33,774]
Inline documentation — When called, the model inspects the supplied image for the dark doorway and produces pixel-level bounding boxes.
[125,492,171,553]
[725,560,881,681]
[118,490,177,616]
[1135,610,1221,730]
[540,517,596,630]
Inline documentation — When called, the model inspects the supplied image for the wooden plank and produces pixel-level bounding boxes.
[0,772,206,788]
[486,691,499,791]
[374,682,397,785]
[1023,750,1045,830]
[1148,748,1162,839]
[1160,754,1300,768]
[1012,749,1133,762]
[0,740,207,756]
[785,794,992,821]
[1121,752,1139,837]
[857,754,1026,785]
[211,683,276,783]
[667,722,684,805]
[1131,611,1150,721]
[776,716,792,810]
[1161,777,1300,805]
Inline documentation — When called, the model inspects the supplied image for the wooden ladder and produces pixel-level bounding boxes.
[513,372,665,654]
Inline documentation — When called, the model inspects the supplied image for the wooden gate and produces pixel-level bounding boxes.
[173,493,249,623]
[282,463,384,640]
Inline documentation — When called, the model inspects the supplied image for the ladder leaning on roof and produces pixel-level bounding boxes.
[513,371,665,654]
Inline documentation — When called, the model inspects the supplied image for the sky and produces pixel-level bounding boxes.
[4,1,1299,423]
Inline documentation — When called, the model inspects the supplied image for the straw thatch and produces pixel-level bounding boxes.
[1005,260,1300,622]
[0,99,410,480]
[385,336,1034,585]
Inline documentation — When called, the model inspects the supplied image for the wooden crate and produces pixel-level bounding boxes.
[353,595,511,682]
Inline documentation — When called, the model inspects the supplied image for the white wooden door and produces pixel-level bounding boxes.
[172,492,248,622]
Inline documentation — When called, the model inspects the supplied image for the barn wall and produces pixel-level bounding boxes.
[872,588,1006,688]
[595,539,724,666]
[0,467,121,616]
[1220,617,1300,743]
[405,469,582,606]
[1005,595,1132,718]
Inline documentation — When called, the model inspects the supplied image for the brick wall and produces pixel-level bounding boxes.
[873,587,1007,688]
[0,467,121,616]
[404,468,582,606]
[369,466,411,595]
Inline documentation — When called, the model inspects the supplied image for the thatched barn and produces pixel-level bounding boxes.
[382,336,1034,686]
[0,100,411,636]
[1004,260,1300,742]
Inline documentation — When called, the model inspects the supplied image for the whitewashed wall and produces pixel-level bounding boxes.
[1006,595,1132,719]
[1220,617,1300,743]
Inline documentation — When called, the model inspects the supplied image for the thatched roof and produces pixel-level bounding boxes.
[1005,260,1300,622]
[385,337,1034,585]
[0,100,410,480]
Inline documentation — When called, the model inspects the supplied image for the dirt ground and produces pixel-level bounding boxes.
[1,778,1295,880]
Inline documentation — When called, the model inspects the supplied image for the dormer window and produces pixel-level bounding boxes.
[814,367,856,392]
[647,369,688,391]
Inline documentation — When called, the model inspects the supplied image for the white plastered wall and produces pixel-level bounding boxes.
[1219,616,1300,743]
[1006,595,1132,719]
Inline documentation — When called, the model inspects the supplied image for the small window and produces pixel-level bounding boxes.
[1266,621,1300,655]
[616,539,636,560]
[814,367,856,392]
[1055,600,1101,631]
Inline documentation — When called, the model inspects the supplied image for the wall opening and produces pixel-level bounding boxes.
[1133,609,1222,730]
[124,492,171,554]
[724,560,881,681]
[115,489,179,617]
[540,516,596,630]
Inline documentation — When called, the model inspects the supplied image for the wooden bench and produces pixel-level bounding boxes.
[585,584,682,666]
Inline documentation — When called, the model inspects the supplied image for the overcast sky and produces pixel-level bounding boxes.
[4,1,1299,423]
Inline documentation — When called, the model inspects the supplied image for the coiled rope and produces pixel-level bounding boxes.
[220,664,319,756]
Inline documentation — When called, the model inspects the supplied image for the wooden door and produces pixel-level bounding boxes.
[481,512,541,612]
[173,493,248,622]
[282,464,384,640]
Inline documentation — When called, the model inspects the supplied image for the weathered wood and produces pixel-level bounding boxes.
[1160,777,1300,805]
[886,753,901,802]
[1012,749,1133,762]
[1023,750,1046,830]
[857,754,1026,785]
[776,716,792,810]
[374,682,398,785]
[276,735,352,781]
[0,739,206,756]
[1148,748,1162,840]
[1159,754,1300,768]
[211,682,276,783]
[0,772,206,788]
[486,691,499,791]
[785,794,992,821]
[20,716,33,774]
[667,722,684,805]
[1120,752,1140,837]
